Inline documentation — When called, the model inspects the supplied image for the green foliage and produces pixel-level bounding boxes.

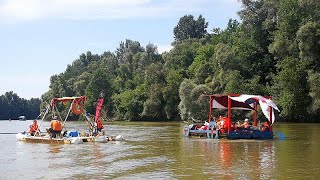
[142,84,165,120]
[272,57,310,121]
[269,0,302,58]
[296,21,320,69]
[85,68,113,114]
[163,68,184,120]
[34,4,320,122]
[188,44,215,83]
[0,91,41,119]
[178,79,211,120]
[73,72,92,96]
[308,71,320,113]
[164,40,201,70]
[178,79,197,120]
[224,70,245,94]
[112,85,146,120]
[174,15,208,42]
[190,84,212,120]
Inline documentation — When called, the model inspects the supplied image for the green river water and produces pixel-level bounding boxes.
[0,120,319,179]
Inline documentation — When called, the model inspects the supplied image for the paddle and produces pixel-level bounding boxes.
[276,131,286,139]
[0,132,48,135]
[0,132,18,134]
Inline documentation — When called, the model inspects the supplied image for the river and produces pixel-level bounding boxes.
[0,120,319,179]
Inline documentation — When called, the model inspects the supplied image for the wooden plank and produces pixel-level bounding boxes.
[22,137,71,144]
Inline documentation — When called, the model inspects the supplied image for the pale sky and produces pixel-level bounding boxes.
[0,0,241,99]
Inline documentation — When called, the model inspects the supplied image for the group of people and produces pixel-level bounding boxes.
[29,117,105,138]
[235,118,270,131]
[188,116,227,131]
[29,118,63,138]
[188,115,270,132]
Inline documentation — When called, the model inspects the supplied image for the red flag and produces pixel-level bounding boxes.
[95,98,104,122]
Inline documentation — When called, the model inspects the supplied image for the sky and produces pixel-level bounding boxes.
[0,0,242,100]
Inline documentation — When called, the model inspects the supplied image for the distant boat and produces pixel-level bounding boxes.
[18,116,26,121]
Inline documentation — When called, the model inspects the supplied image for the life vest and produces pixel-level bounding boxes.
[51,120,62,131]
[221,116,229,129]
[97,120,104,130]
[29,123,38,133]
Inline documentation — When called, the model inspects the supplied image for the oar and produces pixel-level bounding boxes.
[276,131,286,139]
[0,132,18,134]
[0,132,48,135]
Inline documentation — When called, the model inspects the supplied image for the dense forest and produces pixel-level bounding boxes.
[0,91,41,119]
[1,0,319,122]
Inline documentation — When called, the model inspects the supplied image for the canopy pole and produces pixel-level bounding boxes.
[254,102,257,126]
[209,96,212,122]
[269,106,273,131]
[269,97,273,131]
[62,99,74,130]
[35,103,50,135]
[227,96,231,134]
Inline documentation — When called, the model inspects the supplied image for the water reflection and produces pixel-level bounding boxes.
[49,144,62,154]
[92,144,104,160]
[180,138,277,179]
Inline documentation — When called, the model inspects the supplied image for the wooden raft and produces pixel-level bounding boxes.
[22,137,71,144]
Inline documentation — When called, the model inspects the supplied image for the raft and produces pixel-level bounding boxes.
[16,132,124,144]
[183,94,279,140]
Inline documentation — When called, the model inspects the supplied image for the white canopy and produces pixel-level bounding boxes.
[229,95,280,124]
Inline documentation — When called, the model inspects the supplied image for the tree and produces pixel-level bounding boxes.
[112,85,146,120]
[142,84,165,120]
[190,84,211,120]
[174,15,208,42]
[178,79,197,120]
[296,21,320,70]
[224,70,245,94]
[85,68,113,114]
[308,71,320,114]
[271,57,310,121]
[163,68,184,120]
[269,0,301,59]
[73,72,92,96]
[188,44,215,83]
[0,91,41,119]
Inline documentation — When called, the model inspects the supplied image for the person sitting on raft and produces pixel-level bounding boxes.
[47,118,62,138]
[241,118,250,129]
[29,120,39,136]
[216,116,226,129]
[199,121,209,130]
[261,121,270,132]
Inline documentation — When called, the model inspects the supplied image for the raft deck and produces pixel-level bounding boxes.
[21,136,72,144]
[19,134,119,144]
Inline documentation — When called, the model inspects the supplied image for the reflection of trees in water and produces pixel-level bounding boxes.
[259,141,276,178]
[180,138,276,179]
[231,140,275,179]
